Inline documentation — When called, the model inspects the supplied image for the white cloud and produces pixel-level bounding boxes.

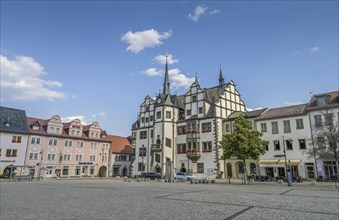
[142,68,163,76]
[293,51,301,55]
[155,54,179,65]
[121,29,172,53]
[209,9,220,15]
[188,5,208,22]
[310,47,320,52]
[246,107,264,112]
[99,112,107,118]
[168,68,195,89]
[141,67,194,89]
[0,55,67,102]
[61,115,90,125]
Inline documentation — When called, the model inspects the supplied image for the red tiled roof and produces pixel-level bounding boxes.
[307,90,339,109]
[256,104,307,121]
[26,116,110,142]
[107,135,132,154]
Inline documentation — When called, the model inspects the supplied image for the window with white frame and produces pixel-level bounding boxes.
[314,115,322,127]
[299,139,306,150]
[90,155,96,162]
[77,141,84,148]
[76,155,83,161]
[274,140,280,150]
[29,153,39,160]
[47,154,56,161]
[48,138,58,146]
[283,120,291,133]
[271,122,279,134]
[31,137,41,144]
[296,119,304,129]
[91,142,97,149]
[65,140,73,147]
[63,154,71,161]
[260,123,267,132]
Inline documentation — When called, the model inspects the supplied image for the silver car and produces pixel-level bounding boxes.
[174,172,196,181]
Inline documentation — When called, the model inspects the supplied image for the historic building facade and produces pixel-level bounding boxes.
[25,115,111,178]
[306,91,339,180]
[255,104,314,179]
[108,135,133,177]
[131,59,246,178]
[222,109,268,179]
[0,107,30,177]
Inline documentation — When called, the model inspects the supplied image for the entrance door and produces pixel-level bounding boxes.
[46,167,53,177]
[82,166,88,176]
[265,167,274,178]
[98,166,107,177]
[306,165,314,179]
[278,167,285,177]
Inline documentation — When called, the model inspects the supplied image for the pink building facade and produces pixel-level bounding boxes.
[25,115,111,178]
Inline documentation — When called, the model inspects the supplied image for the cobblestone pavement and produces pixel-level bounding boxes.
[1,179,338,220]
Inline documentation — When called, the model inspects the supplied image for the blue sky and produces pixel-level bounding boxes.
[1,1,338,137]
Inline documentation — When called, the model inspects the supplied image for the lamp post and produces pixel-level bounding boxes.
[282,136,288,178]
[282,136,293,186]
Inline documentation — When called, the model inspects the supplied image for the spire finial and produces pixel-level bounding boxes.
[163,55,170,95]
[219,64,225,86]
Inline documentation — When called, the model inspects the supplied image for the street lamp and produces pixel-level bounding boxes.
[281,136,293,186]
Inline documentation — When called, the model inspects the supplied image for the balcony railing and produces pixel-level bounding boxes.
[186,132,200,140]
[186,150,201,163]
[151,143,162,152]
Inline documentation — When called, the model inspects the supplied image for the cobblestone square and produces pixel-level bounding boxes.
[1,179,338,219]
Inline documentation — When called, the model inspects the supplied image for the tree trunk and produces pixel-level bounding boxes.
[243,159,247,185]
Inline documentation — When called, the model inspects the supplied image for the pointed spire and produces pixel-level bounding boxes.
[194,73,200,86]
[163,53,170,95]
[219,64,225,86]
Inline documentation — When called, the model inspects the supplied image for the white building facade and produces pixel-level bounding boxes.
[306,91,339,180]
[131,59,246,178]
[255,104,314,179]
[0,107,30,177]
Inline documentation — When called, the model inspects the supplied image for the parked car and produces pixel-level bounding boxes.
[144,172,162,180]
[174,172,197,181]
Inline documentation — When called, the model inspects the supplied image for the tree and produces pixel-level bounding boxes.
[220,114,268,184]
[307,112,339,188]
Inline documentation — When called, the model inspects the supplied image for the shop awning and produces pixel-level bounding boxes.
[258,160,279,164]
[259,159,301,165]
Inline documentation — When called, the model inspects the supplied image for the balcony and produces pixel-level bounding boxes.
[151,143,162,152]
[186,132,200,140]
[186,150,201,163]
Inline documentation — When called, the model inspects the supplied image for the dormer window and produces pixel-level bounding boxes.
[32,125,39,130]
[316,96,329,106]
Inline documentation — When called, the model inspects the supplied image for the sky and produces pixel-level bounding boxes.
[1,1,338,137]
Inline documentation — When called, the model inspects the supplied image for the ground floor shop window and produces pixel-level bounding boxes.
[75,166,81,175]
[62,166,69,175]
[265,167,274,178]
[324,161,338,180]
[113,167,120,176]
[250,163,256,174]
[237,162,244,174]
[90,166,95,175]
[82,166,88,175]
[305,163,314,179]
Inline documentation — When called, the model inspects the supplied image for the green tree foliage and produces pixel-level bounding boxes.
[220,114,268,183]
